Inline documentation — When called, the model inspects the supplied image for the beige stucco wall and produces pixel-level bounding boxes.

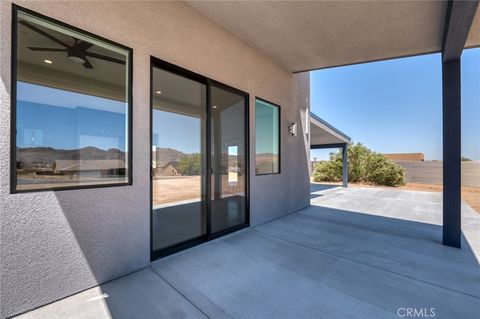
[0,1,310,317]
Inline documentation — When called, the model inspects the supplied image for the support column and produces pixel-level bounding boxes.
[442,58,461,248]
[342,143,348,188]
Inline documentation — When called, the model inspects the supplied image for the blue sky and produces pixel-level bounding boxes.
[152,110,201,154]
[310,48,480,161]
[256,99,280,154]
[17,82,127,151]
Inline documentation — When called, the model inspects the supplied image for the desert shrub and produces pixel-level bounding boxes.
[312,142,406,186]
[345,143,369,183]
[312,143,369,183]
[312,157,342,182]
[365,153,406,186]
[177,153,201,175]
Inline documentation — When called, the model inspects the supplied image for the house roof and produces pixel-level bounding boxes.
[187,1,480,72]
[55,160,125,171]
[158,162,178,169]
[310,112,351,146]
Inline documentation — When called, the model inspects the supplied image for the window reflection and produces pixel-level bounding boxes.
[210,86,247,233]
[14,10,130,191]
[151,110,204,206]
[228,146,238,184]
[151,67,207,251]
[255,99,280,175]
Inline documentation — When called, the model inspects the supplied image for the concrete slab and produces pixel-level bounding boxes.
[256,207,480,297]
[14,268,207,319]
[14,186,480,318]
[152,227,478,318]
[153,232,395,319]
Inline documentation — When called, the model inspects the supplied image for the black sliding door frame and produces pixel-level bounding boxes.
[150,56,250,260]
[207,79,250,240]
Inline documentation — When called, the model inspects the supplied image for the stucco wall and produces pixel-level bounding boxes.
[0,1,310,317]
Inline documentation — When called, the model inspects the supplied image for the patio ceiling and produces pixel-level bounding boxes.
[187,1,480,72]
[309,112,350,146]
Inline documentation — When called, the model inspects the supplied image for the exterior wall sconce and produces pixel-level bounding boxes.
[289,122,297,136]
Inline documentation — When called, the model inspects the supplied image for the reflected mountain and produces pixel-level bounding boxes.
[17,146,125,168]
[255,152,279,174]
[16,146,127,182]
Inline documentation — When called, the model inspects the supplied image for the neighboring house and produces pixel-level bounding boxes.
[30,162,54,174]
[0,1,476,318]
[383,153,425,162]
[54,159,126,177]
[154,162,180,177]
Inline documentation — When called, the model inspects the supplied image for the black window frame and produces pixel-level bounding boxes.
[10,4,133,193]
[254,97,281,176]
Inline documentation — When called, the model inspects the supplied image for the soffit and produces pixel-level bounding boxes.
[187,1,478,72]
[466,6,480,48]
[310,112,350,146]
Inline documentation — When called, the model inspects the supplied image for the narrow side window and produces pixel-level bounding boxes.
[255,98,280,175]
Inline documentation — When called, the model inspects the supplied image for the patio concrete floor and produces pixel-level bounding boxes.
[15,185,480,318]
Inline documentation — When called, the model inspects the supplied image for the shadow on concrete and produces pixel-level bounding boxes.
[310,183,340,193]
[254,204,480,296]
[310,193,324,200]
[310,183,340,199]
[13,200,480,318]
[149,204,480,319]
[301,205,478,264]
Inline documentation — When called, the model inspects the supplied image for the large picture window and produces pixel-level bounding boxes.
[11,6,132,192]
[255,98,280,175]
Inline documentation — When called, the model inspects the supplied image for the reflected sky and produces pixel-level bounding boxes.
[255,100,280,154]
[17,82,127,151]
[152,110,201,154]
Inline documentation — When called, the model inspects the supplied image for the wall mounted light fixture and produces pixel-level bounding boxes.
[289,122,297,136]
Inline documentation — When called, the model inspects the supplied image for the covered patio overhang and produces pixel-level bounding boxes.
[189,0,480,248]
[310,112,351,188]
[188,1,480,73]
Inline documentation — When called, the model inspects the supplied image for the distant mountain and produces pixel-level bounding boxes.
[255,153,278,161]
[16,146,126,169]
[154,148,187,167]
[255,153,279,174]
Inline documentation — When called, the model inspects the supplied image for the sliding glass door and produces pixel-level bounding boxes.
[210,84,247,234]
[151,59,248,259]
[151,66,207,255]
